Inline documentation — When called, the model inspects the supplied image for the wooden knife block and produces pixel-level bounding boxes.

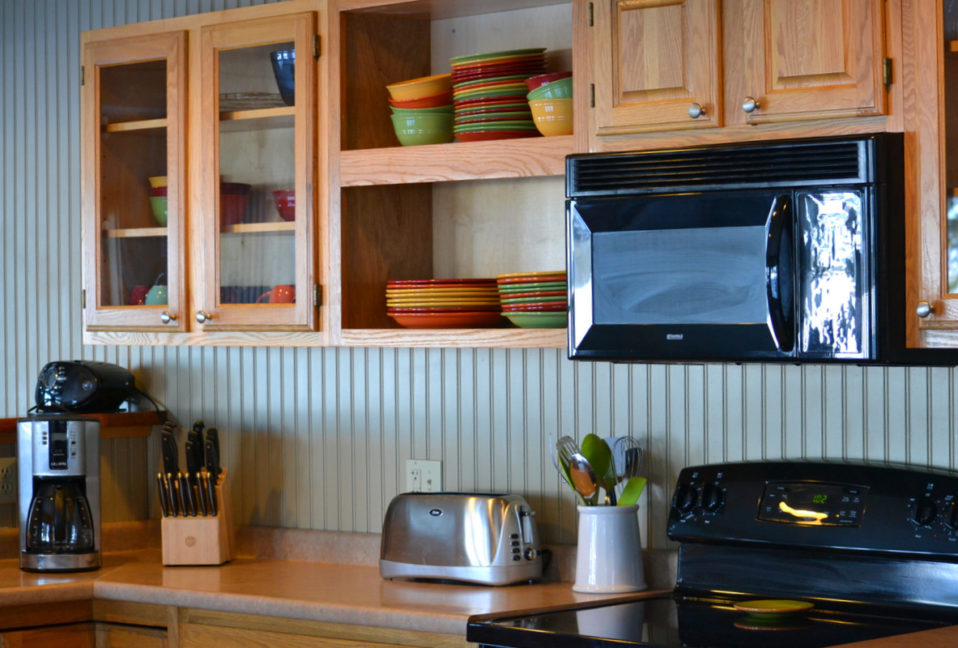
[161,469,233,566]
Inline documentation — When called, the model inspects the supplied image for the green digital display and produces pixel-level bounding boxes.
[812,494,828,504]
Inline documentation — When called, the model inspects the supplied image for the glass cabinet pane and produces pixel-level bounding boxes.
[218,41,297,305]
[98,61,169,307]
[946,1,958,293]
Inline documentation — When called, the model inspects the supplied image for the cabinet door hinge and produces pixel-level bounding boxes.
[588,2,594,26]
[590,83,595,108]
[883,57,892,88]
[81,289,86,309]
[313,284,322,308]
[80,65,85,86]
[313,34,320,59]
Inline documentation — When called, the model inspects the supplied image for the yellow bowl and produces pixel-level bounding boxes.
[386,73,452,101]
[148,175,168,189]
[528,98,573,136]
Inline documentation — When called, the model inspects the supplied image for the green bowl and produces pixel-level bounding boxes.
[390,112,454,146]
[527,76,573,100]
[503,311,567,328]
[149,196,168,227]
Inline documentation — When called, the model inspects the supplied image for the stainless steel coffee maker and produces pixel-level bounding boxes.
[17,415,101,572]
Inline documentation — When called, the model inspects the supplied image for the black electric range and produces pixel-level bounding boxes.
[468,461,958,648]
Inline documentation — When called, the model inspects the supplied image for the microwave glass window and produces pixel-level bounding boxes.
[592,226,768,325]
[796,191,866,357]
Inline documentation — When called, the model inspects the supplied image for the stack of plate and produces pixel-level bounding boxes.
[497,271,567,328]
[450,48,547,142]
[386,279,505,328]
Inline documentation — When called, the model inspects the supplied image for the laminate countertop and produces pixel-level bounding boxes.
[0,531,953,647]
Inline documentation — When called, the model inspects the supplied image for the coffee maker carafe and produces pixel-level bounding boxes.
[17,415,101,572]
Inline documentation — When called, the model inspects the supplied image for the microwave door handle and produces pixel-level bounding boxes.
[765,194,795,353]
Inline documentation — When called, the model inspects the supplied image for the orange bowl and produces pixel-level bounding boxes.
[386,73,452,101]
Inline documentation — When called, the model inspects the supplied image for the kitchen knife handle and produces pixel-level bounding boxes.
[193,473,207,516]
[156,473,170,517]
[179,473,195,516]
[206,470,218,517]
[165,473,179,517]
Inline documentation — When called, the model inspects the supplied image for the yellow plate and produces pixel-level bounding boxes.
[733,600,813,616]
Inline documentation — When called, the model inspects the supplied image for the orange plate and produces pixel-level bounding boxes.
[389,311,507,328]
[455,130,540,142]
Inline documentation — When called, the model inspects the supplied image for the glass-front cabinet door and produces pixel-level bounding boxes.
[81,32,187,331]
[195,13,316,331]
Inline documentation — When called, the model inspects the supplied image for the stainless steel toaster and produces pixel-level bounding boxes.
[380,492,543,585]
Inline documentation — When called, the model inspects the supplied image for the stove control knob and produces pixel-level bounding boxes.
[945,501,958,530]
[701,483,724,512]
[914,496,937,526]
[677,484,699,512]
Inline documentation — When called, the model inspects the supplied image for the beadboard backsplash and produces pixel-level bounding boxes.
[3,0,958,548]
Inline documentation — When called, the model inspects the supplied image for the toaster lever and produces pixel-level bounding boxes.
[520,508,536,545]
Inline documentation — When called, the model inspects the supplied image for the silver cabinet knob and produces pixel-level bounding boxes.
[196,310,213,324]
[742,97,760,113]
[916,301,934,318]
[160,311,177,324]
[688,103,706,119]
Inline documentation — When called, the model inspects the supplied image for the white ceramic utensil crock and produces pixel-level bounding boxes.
[573,504,646,593]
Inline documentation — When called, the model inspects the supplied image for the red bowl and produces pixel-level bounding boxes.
[149,186,168,197]
[273,190,295,221]
[220,183,252,226]
[388,90,454,109]
[525,71,572,92]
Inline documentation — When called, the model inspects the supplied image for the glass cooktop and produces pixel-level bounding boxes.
[467,594,950,648]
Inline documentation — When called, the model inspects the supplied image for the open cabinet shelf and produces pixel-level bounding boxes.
[0,410,167,444]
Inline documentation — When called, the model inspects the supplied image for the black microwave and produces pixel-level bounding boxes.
[566,134,954,365]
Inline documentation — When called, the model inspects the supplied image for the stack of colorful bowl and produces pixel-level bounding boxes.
[147,175,168,226]
[497,271,567,328]
[386,73,454,146]
[386,278,505,328]
[450,48,547,142]
[527,74,573,136]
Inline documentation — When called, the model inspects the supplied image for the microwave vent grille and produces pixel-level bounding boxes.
[568,140,868,195]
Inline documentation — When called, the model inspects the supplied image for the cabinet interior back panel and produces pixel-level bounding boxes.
[2,0,958,546]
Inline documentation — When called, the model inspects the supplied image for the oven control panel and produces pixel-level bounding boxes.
[668,461,958,556]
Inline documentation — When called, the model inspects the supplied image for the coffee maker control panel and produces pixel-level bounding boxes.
[34,419,86,476]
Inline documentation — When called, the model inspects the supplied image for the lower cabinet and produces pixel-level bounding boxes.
[0,623,95,648]
[95,622,168,647]
[178,609,468,648]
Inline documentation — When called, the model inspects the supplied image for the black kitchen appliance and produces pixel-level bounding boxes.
[34,360,137,413]
[17,415,101,572]
[468,461,958,647]
[566,133,956,365]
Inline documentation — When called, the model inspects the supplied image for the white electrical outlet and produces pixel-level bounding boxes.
[406,459,442,493]
[0,458,16,504]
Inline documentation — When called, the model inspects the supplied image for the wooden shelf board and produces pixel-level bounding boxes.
[222,221,296,234]
[339,135,574,186]
[338,327,566,348]
[219,107,294,132]
[103,226,168,238]
[0,411,167,444]
[339,0,570,20]
[104,117,167,133]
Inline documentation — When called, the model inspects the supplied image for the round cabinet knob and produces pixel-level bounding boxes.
[688,103,706,119]
[196,311,213,324]
[742,96,760,114]
[916,301,934,318]
[159,311,177,324]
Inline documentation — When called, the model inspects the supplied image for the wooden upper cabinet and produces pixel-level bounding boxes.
[194,12,317,331]
[591,0,722,134]
[81,31,188,332]
[724,0,886,125]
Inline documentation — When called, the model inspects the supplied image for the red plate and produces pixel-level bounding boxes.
[501,302,567,312]
[387,305,501,313]
[452,65,547,83]
[389,311,507,328]
[387,278,497,286]
[456,130,540,142]
[497,289,566,299]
